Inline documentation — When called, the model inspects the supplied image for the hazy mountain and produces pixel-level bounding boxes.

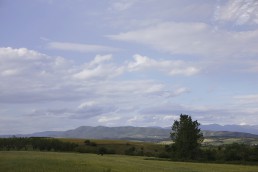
[200,124,258,135]
[3,125,258,141]
[58,126,170,141]
[59,126,258,140]
[202,130,258,138]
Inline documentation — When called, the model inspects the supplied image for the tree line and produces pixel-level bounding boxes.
[0,137,78,152]
[163,141,258,162]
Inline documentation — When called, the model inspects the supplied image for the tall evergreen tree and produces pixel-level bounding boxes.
[171,114,203,160]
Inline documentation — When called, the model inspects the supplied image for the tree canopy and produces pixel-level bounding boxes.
[171,114,204,160]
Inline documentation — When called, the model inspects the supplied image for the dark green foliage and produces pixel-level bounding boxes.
[218,143,257,162]
[143,151,155,157]
[202,149,217,161]
[98,147,107,155]
[90,142,97,147]
[157,152,170,158]
[84,139,91,145]
[250,145,258,161]
[171,114,204,160]
[0,137,78,152]
[75,146,95,153]
[125,146,136,155]
[223,143,249,161]
[71,139,163,156]
[197,143,258,163]
[84,140,97,146]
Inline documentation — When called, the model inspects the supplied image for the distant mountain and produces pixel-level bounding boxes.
[200,124,258,135]
[0,131,64,138]
[24,131,65,137]
[202,130,258,138]
[52,126,170,141]
[2,125,258,141]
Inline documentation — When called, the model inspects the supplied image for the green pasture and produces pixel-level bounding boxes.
[1,151,258,172]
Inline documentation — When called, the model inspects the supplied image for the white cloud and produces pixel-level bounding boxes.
[72,102,117,119]
[0,47,70,78]
[0,47,80,103]
[1,47,188,105]
[106,0,216,31]
[128,54,199,76]
[2,46,257,132]
[215,0,258,25]
[93,80,188,99]
[108,22,258,58]
[73,54,124,80]
[137,102,258,126]
[0,47,46,60]
[78,101,97,109]
[234,94,258,104]
[163,115,178,121]
[89,54,113,66]
[0,46,193,126]
[1,69,19,76]
[173,87,189,96]
[28,101,118,120]
[110,0,136,11]
[108,0,145,12]
[73,52,196,82]
[98,116,120,123]
[47,42,120,53]
[73,65,109,80]
[127,115,143,123]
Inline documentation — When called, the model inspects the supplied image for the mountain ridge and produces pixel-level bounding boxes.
[200,124,258,135]
[2,125,258,141]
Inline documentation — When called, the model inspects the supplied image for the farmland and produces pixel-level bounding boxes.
[1,151,258,172]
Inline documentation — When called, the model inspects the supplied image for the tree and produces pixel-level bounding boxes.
[170,114,203,160]
[98,147,107,156]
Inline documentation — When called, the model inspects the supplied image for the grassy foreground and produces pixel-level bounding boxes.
[1,151,258,172]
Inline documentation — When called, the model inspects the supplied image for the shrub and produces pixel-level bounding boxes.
[125,146,136,155]
[98,147,107,156]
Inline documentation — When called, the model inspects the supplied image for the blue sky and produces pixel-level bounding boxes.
[1,0,258,134]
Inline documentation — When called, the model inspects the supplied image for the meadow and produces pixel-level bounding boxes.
[1,151,258,172]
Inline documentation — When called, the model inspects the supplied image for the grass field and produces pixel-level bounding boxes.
[1,151,258,172]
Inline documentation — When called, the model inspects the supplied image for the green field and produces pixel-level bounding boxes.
[1,151,258,172]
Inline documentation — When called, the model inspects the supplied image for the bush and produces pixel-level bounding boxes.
[84,140,91,145]
[75,146,96,153]
[84,140,97,146]
[98,147,107,155]
[125,146,136,155]
[158,152,170,159]
[144,151,155,157]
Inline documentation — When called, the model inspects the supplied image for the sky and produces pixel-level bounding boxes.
[1,0,258,134]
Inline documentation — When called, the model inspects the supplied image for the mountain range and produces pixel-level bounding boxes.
[2,124,258,141]
[200,124,258,135]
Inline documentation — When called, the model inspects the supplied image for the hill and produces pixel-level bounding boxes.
[201,124,258,135]
[5,126,258,142]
